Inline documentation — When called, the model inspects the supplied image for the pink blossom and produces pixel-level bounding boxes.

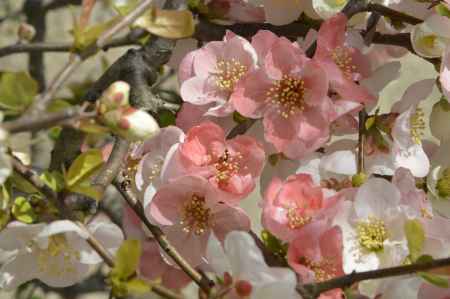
[231,31,334,159]
[261,173,339,242]
[163,121,265,204]
[122,206,192,290]
[179,31,257,116]
[287,221,344,298]
[147,175,251,266]
[314,13,375,104]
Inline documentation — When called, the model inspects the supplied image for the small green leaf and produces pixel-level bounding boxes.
[67,180,102,201]
[405,219,425,261]
[112,239,142,279]
[12,196,36,223]
[10,172,40,194]
[0,210,10,230]
[47,99,72,113]
[72,17,119,51]
[261,230,288,258]
[112,0,139,15]
[125,278,151,295]
[436,4,450,18]
[40,171,65,192]
[419,272,449,288]
[416,254,434,264]
[157,110,176,127]
[365,116,376,131]
[0,72,37,114]
[65,149,104,187]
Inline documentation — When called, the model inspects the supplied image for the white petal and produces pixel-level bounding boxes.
[392,143,430,178]
[0,253,38,290]
[355,178,401,219]
[206,233,232,276]
[361,61,401,97]
[320,150,357,175]
[392,79,436,114]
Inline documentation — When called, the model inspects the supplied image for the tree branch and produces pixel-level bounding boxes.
[11,154,181,299]
[1,104,93,133]
[113,178,213,294]
[298,257,450,298]
[23,0,155,117]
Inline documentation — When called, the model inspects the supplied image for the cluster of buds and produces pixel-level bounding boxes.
[96,81,160,141]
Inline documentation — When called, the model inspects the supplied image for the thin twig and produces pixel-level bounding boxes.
[93,137,129,193]
[1,104,93,133]
[11,156,181,299]
[298,256,450,298]
[24,0,154,117]
[113,179,213,293]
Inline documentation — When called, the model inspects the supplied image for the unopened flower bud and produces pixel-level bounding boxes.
[352,172,367,187]
[17,23,36,42]
[100,107,160,141]
[97,81,130,114]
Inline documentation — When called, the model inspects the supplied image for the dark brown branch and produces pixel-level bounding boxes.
[366,3,422,25]
[113,179,213,294]
[298,257,450,298]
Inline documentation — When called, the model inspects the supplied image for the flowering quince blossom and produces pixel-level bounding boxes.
[314,13,375,105]
[411,13,450,59]
[122,206,192,290]
[147,175,250,266]
[232,30,335,159]
[333,178,409,274]
[179,31,258,116]
[206,231,301,299]
[287,220,344,299]
[162,121,265,204]
[261,173,340,242]
[390,79,435,178]
[0,219,123,289]
[130,126,185,204]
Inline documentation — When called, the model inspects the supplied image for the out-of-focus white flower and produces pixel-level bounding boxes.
[0,219,123,290]
[312,0,348,20]
[428,139,450,218]
[411,14,450,58]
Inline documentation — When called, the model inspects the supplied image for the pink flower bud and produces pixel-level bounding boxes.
[97,81,130,114]
[17,23,36,42]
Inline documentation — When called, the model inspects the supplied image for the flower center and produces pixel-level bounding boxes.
[299,256,338,282]
[437,167,450,198]
[214,149,242,184]
[286,207,312,229]
[266,75,306,119]
[418,35,437,50]
[181,194,211,235]
[410,107,425,144]
[34,234,80,277]
[356,217,388,252]
[331,46,356,80]
[215,59,248,91]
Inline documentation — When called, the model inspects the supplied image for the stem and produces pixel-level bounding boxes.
[1,104,92,133]
[11,156,181,299]
[113,179,213,293]
[24,0,155,116]
[298,257,450,298]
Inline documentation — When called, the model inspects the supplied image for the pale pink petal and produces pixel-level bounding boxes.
[440,45,450,101]
[212,206,251,241]
[262,0,303,26]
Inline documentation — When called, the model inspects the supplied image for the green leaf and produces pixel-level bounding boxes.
[419,272,449,288]
[405,219,425,261]
[112,239,142,279]
[40,171,65,192]
[47,99,72,113]
[72,17,119,51]
[133,8,195,39]
[416,254,434,264]
[261,230,288,258]
[436,4,450,18]
[365,116,376,131]
[12,196,36,223]
[67,179,102,201]
[10,172,40,194]
[0,72,37,114]
[125,278,151,295]
[65,149,104,188]
[157,110,176,127]
[0,210,10,230]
